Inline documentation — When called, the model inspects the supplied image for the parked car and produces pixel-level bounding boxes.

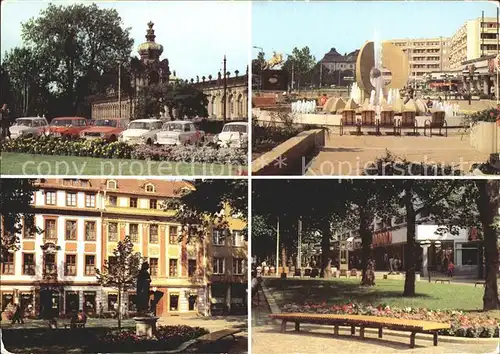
[9,117,49,139]
[80,118,127,141]
[46,117,89,138]
[213,121,248,148]
[118,119,164,145]
[156,120,205,146]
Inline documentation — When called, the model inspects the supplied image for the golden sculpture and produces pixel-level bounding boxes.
[356,41,409,97]
[263,51,284,70]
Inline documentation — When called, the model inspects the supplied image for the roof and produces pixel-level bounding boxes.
[16,117,45,120]
[321,48,359,63]
[53,116,87,120]
[167,120,195,124]
[130,119,163,123]
[224,121,248,125]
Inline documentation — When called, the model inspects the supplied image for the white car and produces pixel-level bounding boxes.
[214,121,248,148]
[9,117,49,139]
[118,119,164,145]
[156,121,205,146]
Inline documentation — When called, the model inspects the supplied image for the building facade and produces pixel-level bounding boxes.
[320,48,359,72]
[389,37,451,84]
[91,22,248,121]
[0,179,247,318]
[450,16,500,71]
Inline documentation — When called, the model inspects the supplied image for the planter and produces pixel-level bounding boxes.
[470,121,500,154]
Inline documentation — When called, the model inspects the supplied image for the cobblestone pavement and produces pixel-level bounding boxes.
[252,324,498,354]
[306,135,489,176]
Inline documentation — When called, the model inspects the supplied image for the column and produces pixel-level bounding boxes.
[421,245,429,278]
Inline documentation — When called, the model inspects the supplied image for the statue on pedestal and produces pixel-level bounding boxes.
[136,262,151,315]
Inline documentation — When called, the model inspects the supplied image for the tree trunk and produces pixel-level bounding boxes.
[360,209,374,286]
[117,286,122,330]
[281,246,287,279]
[477,180,500,311]
[320,219,330,278]
[403,185,417,297]
[478,244,484,280]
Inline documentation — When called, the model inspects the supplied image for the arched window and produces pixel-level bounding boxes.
[145,183,155,193]
[107,180,117,190]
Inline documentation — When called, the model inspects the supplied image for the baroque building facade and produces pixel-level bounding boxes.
[90,22,248,121]
[0,179,247,318]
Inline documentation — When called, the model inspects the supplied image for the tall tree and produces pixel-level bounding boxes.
[95,236,142,330]
[20,3,134,115]
[0,179,39,262]
[283,47,316,89]
[252,51,266,76]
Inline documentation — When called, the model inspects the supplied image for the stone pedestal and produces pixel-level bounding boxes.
[133,316,159,338]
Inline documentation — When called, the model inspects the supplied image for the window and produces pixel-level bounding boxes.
[150,258,158,276]
[45,219,57,240]
[85,221,96,241]
[107,180,117,190]
[232,230,243,247]
[85,194,96,208]
[23,253,35,275]
[66,192,77,207]
[188,259,197,277]
[108,195,117,207]
[233,258,244,275]
[22,217,35,239]
[145,184,155,193]
[169,226,178,244]
[45,191,56,205]
[212,229,225,246]
[65,254,77,276]
[130,197,138,208]
[150,199,157,209]
[65,220,77,240]
[169,259,178,277]
[85,255,95,276]
[213,257,224,275]
[149,224,158,243]
[108,222,118,242]
[129,224,139,243]
[169,293,179,311]
[44,254,56,276]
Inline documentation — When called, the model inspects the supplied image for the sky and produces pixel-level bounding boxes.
[0,0,250,80]
[252,1,499,60]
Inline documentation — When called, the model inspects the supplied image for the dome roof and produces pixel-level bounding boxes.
[137,21,164,58]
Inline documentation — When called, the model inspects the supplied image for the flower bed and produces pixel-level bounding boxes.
[132,144,247,165]
[0,136,247,165]
[282,302,500,338]
[91,325,209,352]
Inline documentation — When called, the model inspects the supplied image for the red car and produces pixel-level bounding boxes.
[80,118,127,142]
[47,117,89,138]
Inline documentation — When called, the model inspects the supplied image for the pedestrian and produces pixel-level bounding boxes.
[388,255,394,274]
[447,261,455,277]
[11,303,24,324]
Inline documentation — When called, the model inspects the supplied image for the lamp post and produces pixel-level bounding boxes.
[223,55,227,124]
[118,61,122,119]
[420,240,441,282]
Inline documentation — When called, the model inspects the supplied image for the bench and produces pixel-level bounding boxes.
[434,278,451,284]
[196,328,241,344]
[48,314,86,329]
[269,313,450,348]
[475,280,486,287]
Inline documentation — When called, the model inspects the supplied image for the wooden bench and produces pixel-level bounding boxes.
[475,280,486,287]
[434,278,451,284]
[269,313,450,348]
[196,328,241,343]
[48,315,86,329]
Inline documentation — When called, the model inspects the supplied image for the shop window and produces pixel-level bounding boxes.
[1,293,14,311]
[83,291,96,314]
[108,294,118,312]
[188,295,197,311]
[65,291,79,313]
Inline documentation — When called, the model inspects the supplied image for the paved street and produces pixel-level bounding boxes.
[306,135,489,176]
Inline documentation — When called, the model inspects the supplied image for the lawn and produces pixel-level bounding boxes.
[264,278,485,311]
[0,152,245,176]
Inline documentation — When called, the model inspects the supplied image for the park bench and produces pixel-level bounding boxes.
[475,280,486,287]
[377,111,397,135]
[434,278,451,284]
[396,112,418,136]
[340,111,360,136]
[48,313,87,329]
[196,328,241,344]
[269,313,450,348]
[360,110,377,135]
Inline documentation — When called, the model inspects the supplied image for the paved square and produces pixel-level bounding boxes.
[306,134,490,176]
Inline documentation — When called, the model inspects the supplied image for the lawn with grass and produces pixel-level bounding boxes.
[0,152,245,176]
[264,278,485,311]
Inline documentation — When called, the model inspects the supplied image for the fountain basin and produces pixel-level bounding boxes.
[133,316,159,338]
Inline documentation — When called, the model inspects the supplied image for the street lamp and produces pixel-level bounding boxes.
[420,240,441,282]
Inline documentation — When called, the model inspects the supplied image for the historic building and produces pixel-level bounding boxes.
[90,22,248,121]
[319,48,359,73]
[0,179,247,318]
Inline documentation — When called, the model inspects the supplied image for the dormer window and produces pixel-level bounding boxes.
[145,183,155,193]
[107,180,117,190]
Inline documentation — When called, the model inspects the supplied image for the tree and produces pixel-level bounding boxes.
[20,3,134,115]
[252,51,266,76]
[0,179,39,262]
[283,47,316,89]
[96,236,142,330]
[164,83,208,119]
